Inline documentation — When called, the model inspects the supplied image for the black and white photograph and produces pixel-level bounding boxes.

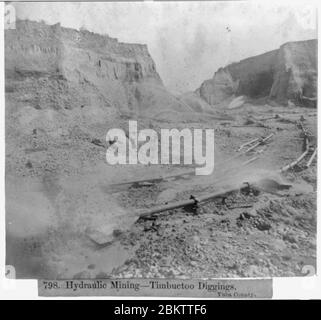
[2,0,319,298]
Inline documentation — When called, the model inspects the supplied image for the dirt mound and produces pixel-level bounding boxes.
[198,39,317,107]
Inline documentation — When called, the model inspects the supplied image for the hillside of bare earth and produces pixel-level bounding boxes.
[5,19,317,279]
[198,39,317,108]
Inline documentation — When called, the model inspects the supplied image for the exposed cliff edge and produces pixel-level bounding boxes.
[5,20,192,119]
[198,39,317,108]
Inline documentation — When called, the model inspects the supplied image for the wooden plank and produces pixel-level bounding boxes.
[306,147,317,168]
[280,138,310,172]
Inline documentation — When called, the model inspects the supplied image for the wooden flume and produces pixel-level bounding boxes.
[90,120,317,245]
[279,121,315,172]
[108,133,275,191]
[136,185,243,220]
[306,147,317,168]
[279,137,310,172]
[136,122,315,220]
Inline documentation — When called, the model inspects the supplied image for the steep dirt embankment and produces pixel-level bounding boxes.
[198,39,317,107]
[5,20,200,181]
[5,20,194,278]
[5,20,192,118]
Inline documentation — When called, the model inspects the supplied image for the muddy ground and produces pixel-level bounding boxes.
[6,99,317,279]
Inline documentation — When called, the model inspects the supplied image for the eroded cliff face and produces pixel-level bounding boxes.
[198,39,317,107]
[5,20,199,181]
[5,20,191,118]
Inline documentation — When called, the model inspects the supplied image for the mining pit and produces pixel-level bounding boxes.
[5,20,317,279]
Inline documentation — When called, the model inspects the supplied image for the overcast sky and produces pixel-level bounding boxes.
[14,1,317,94]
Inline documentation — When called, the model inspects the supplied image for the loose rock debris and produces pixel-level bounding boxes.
[5,19,317,279]
[104,115,316,279]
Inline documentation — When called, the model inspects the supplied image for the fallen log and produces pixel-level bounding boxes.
[224,133,274,164]
[305,147,317,168]
[137,198,195,218]
[302,95,317,101]
[231,125,268,128]
[298,121,311,137]
[238,138,259,151]
[228,204,253,209]
[243,133,274,154]
[107,133,274,194]
[279,138,310,172]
